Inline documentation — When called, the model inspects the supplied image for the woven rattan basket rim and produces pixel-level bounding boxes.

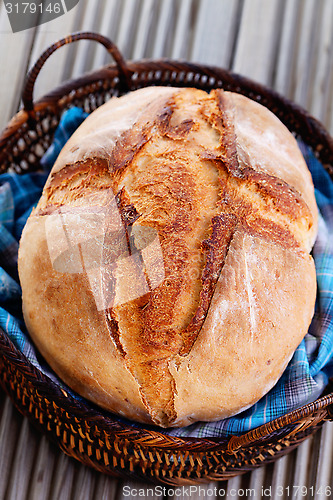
[1,326,332,452]
[2,58,333,170]
[1,33,333,481]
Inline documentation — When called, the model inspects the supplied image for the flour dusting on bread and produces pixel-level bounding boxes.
[18,87,317,427]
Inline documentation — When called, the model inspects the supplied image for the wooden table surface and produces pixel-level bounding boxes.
[0,1,333,498]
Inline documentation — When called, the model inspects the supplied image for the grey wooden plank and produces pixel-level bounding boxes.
[309,0,333,129]
[0,7,35,130]
[0,396,22,500]
[327,92,333,136]
[274,0,303,98]
[93,474,118,500]
[27,0,83,102]
[248,464,267,497]
[170,0,194,59]
[225,474,242,499]
[314,422,333,500]
[132,0,157,60]
[28,436,56,500]
[292,0,323,109]
[307,425,327,500]
[114,0,142,59]
[191,0,240,67]
[49,452,75,500]
[292,436,313,500]
[270,453,291,498]
[5,418,39,500]
[69,0,107,80]
[72,466,96,500]
[275,0,333,129]
[276,0,333,134]
[92,0,124,69]
[151,0,176,58]
[232,0,283,85]
[140,0,167,59]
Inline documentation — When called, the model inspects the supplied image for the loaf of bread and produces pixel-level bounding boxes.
[18,87,318,427]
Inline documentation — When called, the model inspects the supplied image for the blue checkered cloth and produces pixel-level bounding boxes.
[1,107,332,438]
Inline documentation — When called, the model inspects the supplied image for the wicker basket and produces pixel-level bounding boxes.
[0,32,333,485]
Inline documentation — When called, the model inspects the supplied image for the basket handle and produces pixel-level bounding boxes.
[22,32,132,113]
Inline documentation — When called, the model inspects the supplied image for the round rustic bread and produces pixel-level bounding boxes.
[18,87,318,427]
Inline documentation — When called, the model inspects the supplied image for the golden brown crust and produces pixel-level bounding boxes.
[18,86,318,427]
[180,213,237,356]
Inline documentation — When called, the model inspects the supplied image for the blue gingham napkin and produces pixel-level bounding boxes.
[1,107,332,438]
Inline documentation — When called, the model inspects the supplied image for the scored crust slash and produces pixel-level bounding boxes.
[18,87,318,428]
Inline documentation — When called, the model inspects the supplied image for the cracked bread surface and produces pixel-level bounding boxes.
[18,87,317,427]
